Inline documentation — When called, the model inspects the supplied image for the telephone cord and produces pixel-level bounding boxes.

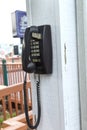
[23,73,41,129]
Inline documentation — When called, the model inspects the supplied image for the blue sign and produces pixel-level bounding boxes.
[11,10,27,38]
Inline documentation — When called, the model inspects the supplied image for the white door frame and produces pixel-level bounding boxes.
[76,0,87,130]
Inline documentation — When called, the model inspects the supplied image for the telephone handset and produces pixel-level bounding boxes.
[22,25,52,74]
[22,25,52,129]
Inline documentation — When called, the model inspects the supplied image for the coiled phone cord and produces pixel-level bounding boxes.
[23,73,41,129]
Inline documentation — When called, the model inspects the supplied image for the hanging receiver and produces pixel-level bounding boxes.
[22,25,52,129]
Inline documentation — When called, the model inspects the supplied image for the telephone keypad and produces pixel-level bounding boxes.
[30,40,41,63]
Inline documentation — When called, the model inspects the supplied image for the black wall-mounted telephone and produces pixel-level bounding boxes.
[22,25,52,129]
[22,25,52,74]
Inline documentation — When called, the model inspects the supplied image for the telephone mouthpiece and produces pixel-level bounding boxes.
[27,62,36,73]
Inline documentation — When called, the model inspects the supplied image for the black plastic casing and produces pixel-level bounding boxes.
[22,25,52,74]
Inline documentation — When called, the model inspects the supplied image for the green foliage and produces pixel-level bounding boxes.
[0,111,17,129]
[0,118,4,124]
[6,113,10,119]
[12,112,16,117]
[0,117,4,129]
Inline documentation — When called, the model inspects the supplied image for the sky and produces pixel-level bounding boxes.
[0,0,26,46]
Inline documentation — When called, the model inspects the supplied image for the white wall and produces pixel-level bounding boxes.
[26,0,80,130]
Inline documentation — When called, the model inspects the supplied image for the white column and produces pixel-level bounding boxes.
[26,0,80,130]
